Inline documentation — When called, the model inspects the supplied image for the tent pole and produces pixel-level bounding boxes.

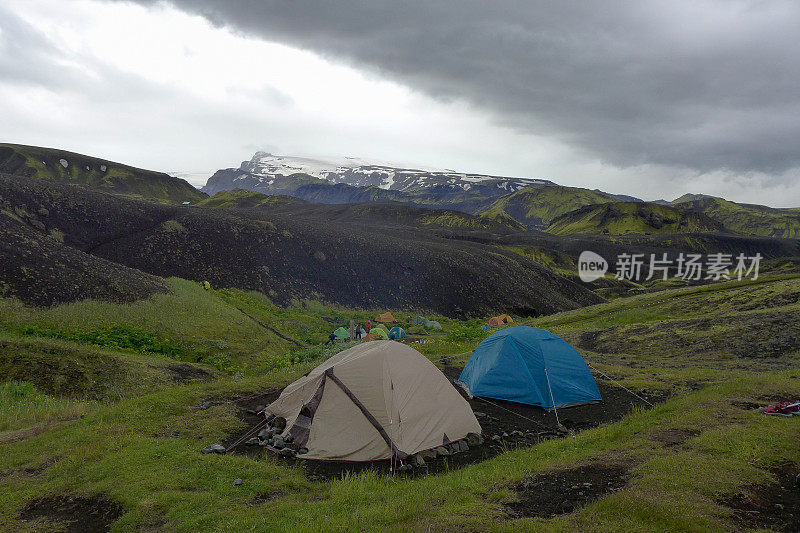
[543,366,562,428]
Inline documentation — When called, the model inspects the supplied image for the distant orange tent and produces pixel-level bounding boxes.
[486,314,513,327]
[497,314,513,324]
[374,312,397,323]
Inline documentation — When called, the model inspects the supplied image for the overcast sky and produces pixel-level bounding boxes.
[1,1,799,205]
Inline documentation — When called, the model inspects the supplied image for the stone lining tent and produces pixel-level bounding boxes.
[264,341,481,461]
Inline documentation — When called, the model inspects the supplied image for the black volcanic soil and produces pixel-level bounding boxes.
[222,370,664,481]
[506,463,630,518]
[0,208,167,306]
[0,173,601,315]
[18,493,122,533]
[720,462,800,533]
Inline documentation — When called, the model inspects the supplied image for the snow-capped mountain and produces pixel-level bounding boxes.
[202,152,553,198]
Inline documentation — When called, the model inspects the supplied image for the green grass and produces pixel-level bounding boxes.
[1,275,799,531]
[675,196,800,238]
[479,185,617,229]
[0,381,90,433]
[546,202,723,235]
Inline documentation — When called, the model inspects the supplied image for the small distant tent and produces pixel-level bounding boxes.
[412,316,428,325]
[373,323,389,334]
[486,317,504,327]
[456,326,601,409]
[264,341,481,461]
[368,327,389,340]
[333,327,350,340]
[375,312,397,323]
[388,326,406,340]
[497,314,513,324]
[428,321,442,330]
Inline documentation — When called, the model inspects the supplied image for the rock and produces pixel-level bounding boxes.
[419,448,438,461]
[233,478,243,486]
[458,440,469,452]
[501,432,509,438]
[491,435,502,442]
[271,417,287,430]
[201,443,226,454]
[298,447,309,455]
[397,464,413,472]
[280,448,295,457]
[258,430,271,441]
[284,435,294,444]
[200,401,213,410]
[775,503,784,510]
[510,430,523,437]
[409,454,426,467]
[272,437,285,450]
[435,446,451,457]
[269,427,282,437]
[473,411,487,418]
[245,438,259,446]
[465,433,484,446]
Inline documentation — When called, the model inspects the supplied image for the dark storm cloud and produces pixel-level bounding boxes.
[123,0,800,175]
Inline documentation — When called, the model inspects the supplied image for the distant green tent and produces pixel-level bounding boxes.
[369,327,389,340]
[428,321,442,330]
[388,326,406,340]
[412,316,429,326]
[333,327,350,340]
[373,323,389,334]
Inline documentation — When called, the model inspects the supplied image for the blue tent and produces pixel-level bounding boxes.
[456,326,601,409]
[388,326,406,340]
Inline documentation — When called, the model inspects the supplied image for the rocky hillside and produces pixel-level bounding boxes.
[0,143,206,204]
[675,197,800,238]
[0,173,601,316]
[546,202,727,235]
[478,185,619,229]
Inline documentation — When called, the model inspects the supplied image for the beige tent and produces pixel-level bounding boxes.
[264,340,481,461]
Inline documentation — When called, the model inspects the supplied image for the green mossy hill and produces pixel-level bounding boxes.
[675,196,800,238]
[479,185,617,229]
[196,189,305,209]
[0,143,206,204]
[546,201,727,235]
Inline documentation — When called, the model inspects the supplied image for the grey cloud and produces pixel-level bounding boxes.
[123,0,800,175]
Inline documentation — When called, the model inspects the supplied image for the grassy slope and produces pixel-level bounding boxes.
[0,276,798,530]
[0,143,205,204]
[196,189,304,209]
[547,201,726,235]
[479,186,617,229]
[676,197,800,238]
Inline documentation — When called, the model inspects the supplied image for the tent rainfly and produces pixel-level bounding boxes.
[333,327,350,340]
[374,312,397,323]
[388,326,406,339]
[366,327,389,340]
[263,341,481,461]
[456,326,601,409]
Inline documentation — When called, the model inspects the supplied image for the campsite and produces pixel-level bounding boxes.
[2,3,800,530]
[2,275,799,531]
